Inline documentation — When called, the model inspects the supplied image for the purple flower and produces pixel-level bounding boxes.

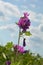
[5,61,11,65]
[14,45,24,53]
[14,45,28,54]
[18,12,31,32]
[23,38,26,47]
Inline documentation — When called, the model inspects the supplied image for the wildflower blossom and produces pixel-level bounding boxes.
[14,45,28,53]
[18,12,31,32]
[14,45,24,53]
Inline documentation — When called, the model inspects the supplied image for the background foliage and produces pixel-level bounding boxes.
[0,42,43,65]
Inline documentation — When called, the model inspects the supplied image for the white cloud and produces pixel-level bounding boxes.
[0,1,20,21]
[0,24,19,39]
[0,24,18,31]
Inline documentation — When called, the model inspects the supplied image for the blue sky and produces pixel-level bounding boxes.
[0,0,43,56]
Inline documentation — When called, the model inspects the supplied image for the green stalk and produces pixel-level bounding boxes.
[16,28,21,61]
[18,28,21,45]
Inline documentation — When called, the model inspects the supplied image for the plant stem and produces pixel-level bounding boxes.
[18,28,21,45]
[16,28,21,61]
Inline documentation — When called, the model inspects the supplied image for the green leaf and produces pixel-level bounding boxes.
[25,31,32,36]
[20,31,32,36]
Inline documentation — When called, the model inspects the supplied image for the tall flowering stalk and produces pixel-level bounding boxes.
[14,12,32,60]
[14,13,31,54]
[17,12,31,46]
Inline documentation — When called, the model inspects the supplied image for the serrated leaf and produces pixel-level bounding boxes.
[25,31,32,36]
